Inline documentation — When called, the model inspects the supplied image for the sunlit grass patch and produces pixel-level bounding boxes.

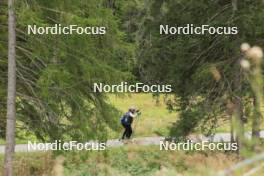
[108,93,178,138]
[0,152,54,176]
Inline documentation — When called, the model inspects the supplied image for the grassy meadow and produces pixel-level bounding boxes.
[109,93,264,138]
[0,146,240,176]
[108,93,178,138]
[1,144,264,176]
[3,93,263,144]
[1,92,263,150]
[1,93,264,176]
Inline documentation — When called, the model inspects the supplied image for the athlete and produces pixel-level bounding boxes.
[120,107,140,140]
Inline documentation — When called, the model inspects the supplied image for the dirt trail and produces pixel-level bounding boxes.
[0,131,264,153]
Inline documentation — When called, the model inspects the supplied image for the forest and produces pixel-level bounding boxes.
[1,0,264,175]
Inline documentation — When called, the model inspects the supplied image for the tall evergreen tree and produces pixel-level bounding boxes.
[0,0,136,142]
[4,0,16,175]
[136,0,264,144]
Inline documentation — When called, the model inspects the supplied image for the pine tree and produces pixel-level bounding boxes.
[4,0,16,175]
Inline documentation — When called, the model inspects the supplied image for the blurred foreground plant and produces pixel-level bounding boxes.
[240,43,264,148]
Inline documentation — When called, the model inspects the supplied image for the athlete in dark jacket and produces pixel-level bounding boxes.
[120,107,139,140]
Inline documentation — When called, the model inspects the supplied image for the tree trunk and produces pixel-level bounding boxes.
[230,114,235,143]
[234,96,244,154]
[4,0,16,175]
[250,56,263,145]
[232,59,245,154]
[232,0,238,11]
[252,95,260,139]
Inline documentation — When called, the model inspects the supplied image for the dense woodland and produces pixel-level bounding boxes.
[1,0,264,143]
[1,0,264,175]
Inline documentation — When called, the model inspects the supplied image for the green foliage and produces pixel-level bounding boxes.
[1,0,264,145]
[1,0,137,141]
[136,0,264,137]
[60,145,237,176]
[0,3,7,138]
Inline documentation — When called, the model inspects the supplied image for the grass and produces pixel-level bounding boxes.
[64,145,237,176]
[64,145,239,176]
[1,144,264,176]
[0,145,239,176]
[1,93,263,147]
[0,152,54,176]
[0,131,39,145]
[108,93,264,138]
[1,93,264,175]
[2,93,263,143]
[0,93,176,143]
[214,118,264,134]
